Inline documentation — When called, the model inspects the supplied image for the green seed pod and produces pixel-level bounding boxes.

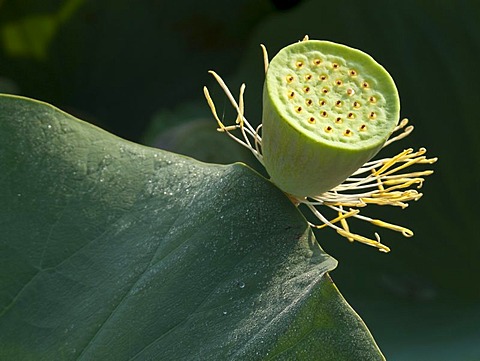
[262,40,400,197]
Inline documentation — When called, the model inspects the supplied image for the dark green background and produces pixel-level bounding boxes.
[1,0,479,359]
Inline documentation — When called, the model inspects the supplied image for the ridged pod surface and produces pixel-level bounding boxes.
[262,40,400,197]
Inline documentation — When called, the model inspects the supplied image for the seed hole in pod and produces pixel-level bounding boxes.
[319,99,327,106]
[362,81,369,88]
[288,91,295,99]
[359,124,367,131]
[314,59,322,65]
[335,117,342,124]
[349,70,357,76]
[306,99,313,106]
[335,79,343,86]
[308,117,316,124]
[353,101,361,108]
[296,61,304,68]
[369,96,377,103]
[347,88,355,96]
[295,106,303,113]
[335,100,342,107]
[369,111,377,119]
[347,112,355,119]
[322,87,329,94]
[320,74,328,81]
[332,62,340,69]
[325,126,333,133]
[305,74,313,81]
[286,75,294,83]
[344,129,353,136]
[304,86,311,93]
[321,110,328,117]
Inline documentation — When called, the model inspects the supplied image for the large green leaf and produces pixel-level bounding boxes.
[0,94,384,360]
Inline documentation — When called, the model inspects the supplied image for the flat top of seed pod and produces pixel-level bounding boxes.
[265,40,400,150]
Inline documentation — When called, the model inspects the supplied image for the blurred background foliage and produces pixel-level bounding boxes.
[1,0,479,359]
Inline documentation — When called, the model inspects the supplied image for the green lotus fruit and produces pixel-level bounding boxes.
[262,40,399,197]
[204,37,436,252]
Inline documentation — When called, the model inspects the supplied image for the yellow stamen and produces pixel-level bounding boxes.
[314,209,359,229]
[372,148,415,177]
[260,44,269,74]
[362,189,422,208]
[370,219,414,237]
[203,86,229,131]
[323,200,367,207]
[339,207,355,242]
[381,178,426,192]
[340,217,354,242]
[375,169,385,191]
[236,83,246,127]
[337,229,391,252]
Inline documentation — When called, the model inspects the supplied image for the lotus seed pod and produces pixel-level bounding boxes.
[262,40,400,197]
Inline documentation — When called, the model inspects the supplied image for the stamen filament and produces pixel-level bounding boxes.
[370,219,414,237]
[337,229,391,252]
[260,44,269,74]
[313,209,360,229]
[383,124,414,147]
